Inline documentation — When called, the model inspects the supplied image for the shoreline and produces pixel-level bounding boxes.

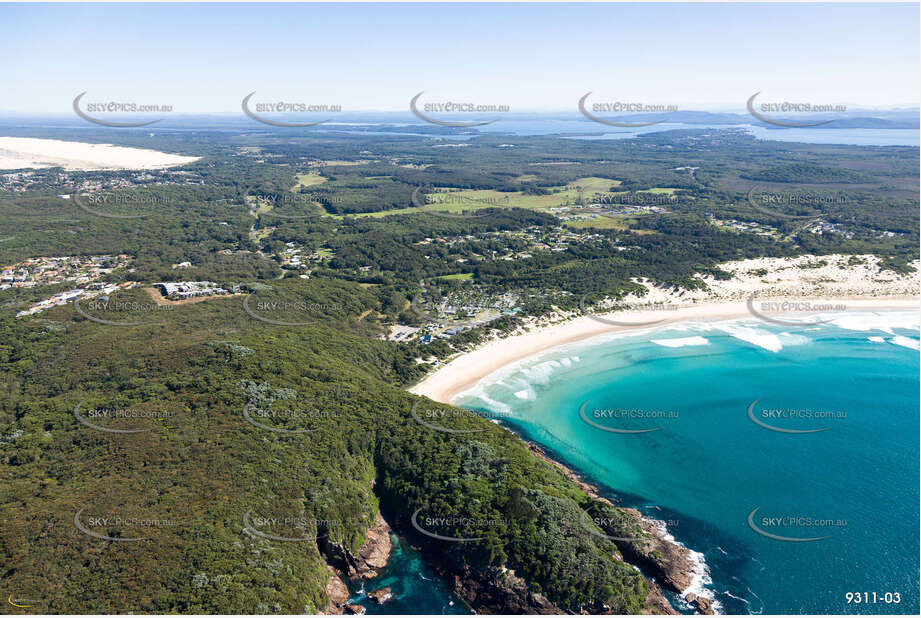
[410,296,919,404]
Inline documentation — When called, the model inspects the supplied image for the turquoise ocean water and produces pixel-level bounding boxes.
[454,311,920,614]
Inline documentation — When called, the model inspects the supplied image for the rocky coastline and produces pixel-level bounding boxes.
[321,512,394,614]
[526,443,715,615]
[320,445,714,615]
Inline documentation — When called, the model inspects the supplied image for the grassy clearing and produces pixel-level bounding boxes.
[253,227,275,242]
[425,177,624,212]
[573,177,624,193]
[293,172,328,188]
[639,187,680,195]
[314,159,377,167]
[436,272,474,281]
[564,216,632,230]
[564,216,659,234]
[342,201,481,219]
[334,177,625,219]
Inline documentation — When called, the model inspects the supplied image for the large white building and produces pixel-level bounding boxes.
[154,281,228,300]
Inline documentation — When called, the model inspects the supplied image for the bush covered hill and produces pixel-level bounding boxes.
[0,278,658,614]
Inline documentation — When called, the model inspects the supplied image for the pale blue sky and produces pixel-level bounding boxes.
[0,2,918,113]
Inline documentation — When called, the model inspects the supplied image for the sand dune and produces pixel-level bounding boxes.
[0,137,199,171]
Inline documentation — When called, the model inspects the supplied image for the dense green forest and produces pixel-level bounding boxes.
[0,279,652,613]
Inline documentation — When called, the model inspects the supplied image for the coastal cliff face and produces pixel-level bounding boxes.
[323,566,351,615]
[318,510,562,615]
[320,512,394,614]
[613,508,694,593]
[320,511,393,580]
[644,584,679,616]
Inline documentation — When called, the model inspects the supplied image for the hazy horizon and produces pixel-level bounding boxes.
[1,2,918,115]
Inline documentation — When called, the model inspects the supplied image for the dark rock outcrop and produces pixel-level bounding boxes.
[684,593,715,615]
[322,566,350,614]
[321,512,393,579]
[367,587,393,604]
[643,583,679,615]
[450,565,559,614]
[612,508,694,593]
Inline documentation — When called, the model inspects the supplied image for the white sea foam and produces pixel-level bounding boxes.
[868,336,885,343]
[458,312,913,409]
[452,383,514,415]
[454,353,584,405]
[714,323,784,352]
[521,359,562,386]
[722,588,764,615]
[646,518,722,614]
[681,547,722,614]
[650,335,710,348]
[890,335,920,350]
[778,332,811,346]
[473,394,512,417]
[745,586,765,614]
[826,311,920,334]
[723,590,749,604]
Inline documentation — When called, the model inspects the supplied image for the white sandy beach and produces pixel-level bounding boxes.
[410,254,920,404]
[0,137,199,170]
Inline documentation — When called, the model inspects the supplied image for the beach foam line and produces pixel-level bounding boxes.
[513,388,532,400]
[890,335,920,350]
[650,335,710,348]
[826,311,920,334]
[712,323,784,353]
[521,358,564,386]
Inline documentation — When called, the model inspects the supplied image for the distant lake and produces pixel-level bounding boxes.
[470,120,919,146]
[1,117,917,147]
[355,121,920,147]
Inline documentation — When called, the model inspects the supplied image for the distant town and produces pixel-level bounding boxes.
[0,167,205,193]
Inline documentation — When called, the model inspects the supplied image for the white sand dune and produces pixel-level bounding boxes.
[0,137,199,171]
